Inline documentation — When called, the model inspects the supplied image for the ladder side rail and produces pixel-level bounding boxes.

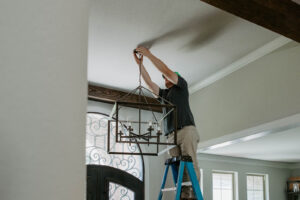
[186,162,204,200]
[158,164,170,200]
[171,164,179,185]
[175,162,185,200]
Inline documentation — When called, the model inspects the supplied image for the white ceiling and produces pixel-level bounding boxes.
[88,0,279,91]
[203,126,300,163]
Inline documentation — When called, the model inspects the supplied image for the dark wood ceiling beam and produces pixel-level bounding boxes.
[88,84,162,113]
[199,0,300,42]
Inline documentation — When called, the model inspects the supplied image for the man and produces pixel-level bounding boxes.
[134,47,200,199]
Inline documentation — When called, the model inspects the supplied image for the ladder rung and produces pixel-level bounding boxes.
[181,182,192,186]
[161,187,176,192]
[161,182,192,192]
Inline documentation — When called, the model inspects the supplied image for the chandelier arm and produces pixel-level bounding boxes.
[137,55,143,135]
[141,86,174,106]
[138,55,143,87]
[159,108,174,124]
[117,86,140,102]
[136,55,143,135]
[140,86,161,103]
[123,134,150,142]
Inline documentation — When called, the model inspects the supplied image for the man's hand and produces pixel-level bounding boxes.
[133,51,143,65]
[135,46,152,57]
[132,48,159,96]
[136,46,178,85]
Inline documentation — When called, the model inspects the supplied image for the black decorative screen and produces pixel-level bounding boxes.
[86,113,143,199]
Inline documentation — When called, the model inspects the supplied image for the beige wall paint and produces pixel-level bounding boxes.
[0,0,89,199]
[190,45,300,141]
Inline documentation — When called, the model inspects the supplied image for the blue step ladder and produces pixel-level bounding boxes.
[158,156,204,200]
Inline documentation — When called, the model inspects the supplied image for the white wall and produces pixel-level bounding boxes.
[190,45,300,142]
[0,0,89,199]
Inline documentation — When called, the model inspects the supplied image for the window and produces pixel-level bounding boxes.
[213,172,235,200]
[86,113,143,199]
[109,182,134,199]
[247,174,266,200]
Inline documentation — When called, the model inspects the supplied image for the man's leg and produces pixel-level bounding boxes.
[180,126,200,181]
[169,145,180,158]
[179,126,200,199]
[168,131,191,199]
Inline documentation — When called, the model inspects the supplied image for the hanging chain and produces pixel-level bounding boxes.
[138,53,143,88]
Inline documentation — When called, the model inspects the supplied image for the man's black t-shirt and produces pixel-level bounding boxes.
[159,75,195,135]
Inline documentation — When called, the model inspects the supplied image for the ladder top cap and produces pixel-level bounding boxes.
[165,156,193,164]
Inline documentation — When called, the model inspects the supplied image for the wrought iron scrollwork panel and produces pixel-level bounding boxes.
[86,113,143,199]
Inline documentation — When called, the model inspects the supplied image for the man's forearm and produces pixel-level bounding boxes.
[135,46,178,85]
[147,53,170,75]
[140,64,152,86]
[140,64,159,95]
[147,52,178,84]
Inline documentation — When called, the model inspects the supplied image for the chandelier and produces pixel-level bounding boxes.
[107,51,177,156]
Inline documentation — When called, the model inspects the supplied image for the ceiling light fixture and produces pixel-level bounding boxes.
[107,51,178,156]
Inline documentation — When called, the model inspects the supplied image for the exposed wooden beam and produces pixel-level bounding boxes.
[199,0,300,42]
[88,84,162,113]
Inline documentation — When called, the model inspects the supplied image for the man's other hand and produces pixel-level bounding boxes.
[135,46,152,57]
[133,51,143,65]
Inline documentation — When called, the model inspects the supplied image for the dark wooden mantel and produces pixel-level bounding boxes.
[88,84,162,113]
[199,0,300,42]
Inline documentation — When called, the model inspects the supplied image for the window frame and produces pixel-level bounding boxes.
[246,173,268,200]
[200,168,204,195]
[212,170,236,200]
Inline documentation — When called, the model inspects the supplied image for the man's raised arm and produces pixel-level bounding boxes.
[133,52,159,96]
[135,47,178,84]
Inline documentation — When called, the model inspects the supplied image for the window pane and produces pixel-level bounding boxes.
[213,189,222,200]
[221,174,232,189]
[247,175,265,200]
[247,191,254,200]
[254,176,263,190]
[109,182,134,200]
[213,173,234,200]
[222,190,233,200]
[247,176,254,190]
[254,191,263,199]
[213,174,221,189]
